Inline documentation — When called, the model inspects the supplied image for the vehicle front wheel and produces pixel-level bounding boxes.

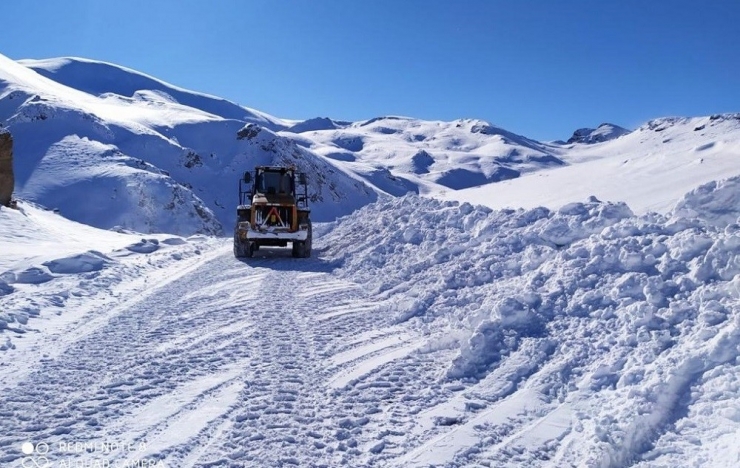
[234,238,254,258]
[292,241,306,258]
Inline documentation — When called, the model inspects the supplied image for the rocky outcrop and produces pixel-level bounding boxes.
[567,123,630,144]
[0,128,13,207]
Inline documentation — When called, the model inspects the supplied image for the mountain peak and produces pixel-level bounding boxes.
[285,117,350,133]
[567,123,630,144]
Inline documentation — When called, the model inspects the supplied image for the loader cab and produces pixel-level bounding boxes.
[255,169,294,196]
[238,166,309,209]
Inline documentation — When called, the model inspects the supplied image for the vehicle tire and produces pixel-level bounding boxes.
[304,220,312,258]
[292,241,305,258]
[234,241,245,258]
[234,236,253,259]
[233,231,244,258]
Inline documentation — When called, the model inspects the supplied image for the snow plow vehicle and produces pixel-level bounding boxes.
[233,166,312,258]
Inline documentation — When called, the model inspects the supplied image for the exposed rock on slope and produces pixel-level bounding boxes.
[567,123,630,144]
[0,128,13,206]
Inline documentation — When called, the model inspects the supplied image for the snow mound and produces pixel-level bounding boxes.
[672,176,740,227]
[322,187,740,464]
[125,239,160,254]
[539,197,634,246]
[14,266,55,284]
[42,251,111,274]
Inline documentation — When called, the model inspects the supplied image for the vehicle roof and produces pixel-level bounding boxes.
[255,166,296,172]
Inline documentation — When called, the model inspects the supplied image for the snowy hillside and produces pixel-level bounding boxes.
[285,116,565,194]
[443,114,740,215]
[0,54,376,234]
[21,57,287,130]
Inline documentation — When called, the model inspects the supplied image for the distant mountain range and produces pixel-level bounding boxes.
[2,53,738,235]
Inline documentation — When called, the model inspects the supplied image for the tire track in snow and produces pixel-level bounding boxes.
[191,259,368,466]
[2,244,469,467]
[182,252,436,467]
[0,243,226,385]
[0,249,261,466]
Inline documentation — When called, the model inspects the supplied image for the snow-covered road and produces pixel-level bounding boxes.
[1,243,441,467]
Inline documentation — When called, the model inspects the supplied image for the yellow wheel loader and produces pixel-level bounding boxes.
[233,166,312,258]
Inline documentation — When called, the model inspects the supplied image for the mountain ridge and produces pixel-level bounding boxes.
[2,53,739,236]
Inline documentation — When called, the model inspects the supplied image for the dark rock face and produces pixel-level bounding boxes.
[0,129,13,207]
[237,123,262,140]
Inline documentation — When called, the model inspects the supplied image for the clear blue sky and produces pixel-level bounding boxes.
[2,0,738,140]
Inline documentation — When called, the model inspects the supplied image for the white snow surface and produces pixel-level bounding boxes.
[2,53,740,468]
[3,173,740,466]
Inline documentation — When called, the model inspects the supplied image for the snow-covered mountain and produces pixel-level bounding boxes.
[444,113,740,215]
[20,57,287,130]
[4,53,739,237]
[0,54,377,234]
[284,116,565,193]
[0,54,600,235]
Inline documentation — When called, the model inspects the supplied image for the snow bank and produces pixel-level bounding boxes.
[0,201,214,352]
[672,175,740,227]
[0,201,134,272]
[321,183,740,465]
[322,194,637,378]
[125,238,160,254]
[42,251,111,274]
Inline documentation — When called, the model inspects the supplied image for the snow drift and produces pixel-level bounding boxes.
[321,181,740,466]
